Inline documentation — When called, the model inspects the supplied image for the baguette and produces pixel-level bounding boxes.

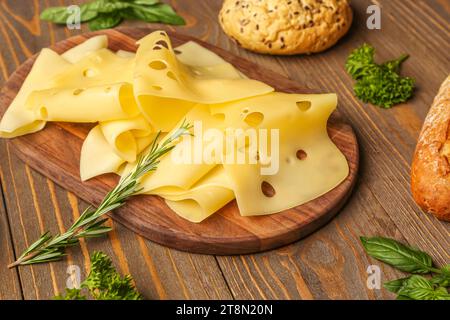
[411,75,450,221]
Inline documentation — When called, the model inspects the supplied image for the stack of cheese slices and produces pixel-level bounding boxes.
[0,31,349,223]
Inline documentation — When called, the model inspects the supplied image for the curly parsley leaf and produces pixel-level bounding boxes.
[345,44,414,108]
[55,251,142,300]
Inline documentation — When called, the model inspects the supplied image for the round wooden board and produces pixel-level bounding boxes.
[0,27,359,255]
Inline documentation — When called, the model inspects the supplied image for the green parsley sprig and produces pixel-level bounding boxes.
[40,0,185,31]
[55,251,142,300]
[361,236,450,300]
[345,44,415,108]
[8,121,192,268]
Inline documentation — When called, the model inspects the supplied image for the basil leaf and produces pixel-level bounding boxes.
[434,287,450,300]
[89,0,132,13]
[40,4,98,24]
[397,275,450,300]
[384,277,410,293]
[128,3,185,25]
[129,0,160,5]
[360,237,434,273]
[88,12,123,31]
[431,265,450,287]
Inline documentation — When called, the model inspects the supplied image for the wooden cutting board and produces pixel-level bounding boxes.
[0,27,359,255]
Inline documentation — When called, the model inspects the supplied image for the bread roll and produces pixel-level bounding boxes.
[411,75,450,221]
[219,0,353,55]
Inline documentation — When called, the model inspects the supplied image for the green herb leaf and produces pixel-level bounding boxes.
[40,0,184,30]
[360,237,434,273]
[88,0,132,13]
[54,288,87,300]
[40,4,98,24]
[122,3,185,25]
[128,0,160,5]
[383,277,410,293]
[397,275,450,300]
[431,265,450,287]
[55,251,142,300]
[345,43,414,108]
[88,12,123,31]
[345,43,376,80]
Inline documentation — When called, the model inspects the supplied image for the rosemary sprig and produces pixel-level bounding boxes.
[8,121,192,268]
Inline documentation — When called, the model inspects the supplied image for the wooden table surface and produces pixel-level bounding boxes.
[0,0,449,300]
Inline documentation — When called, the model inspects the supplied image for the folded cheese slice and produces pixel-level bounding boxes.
[99,115,153,163]
[210,92,349,216]
[164,166,234,223]
[133,31,273,131]
[27,83,139,122]
[0,49,70,138]
[80,125,154,181]
[62,35,108,63]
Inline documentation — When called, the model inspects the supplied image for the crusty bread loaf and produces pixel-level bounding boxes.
[411,75,450,221]
[219,0,353,55]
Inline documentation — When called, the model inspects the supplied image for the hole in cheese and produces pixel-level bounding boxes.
[152,85,163,91]
[149,60,167,70]
[155,40,169,49]
[167,71,177,80]
[296,101,311,111]
[159,31,166,36]
[104,86,111,93]
[242,108,249,114]
[244,112,264,127]
[83,68,96,77]
[296,149,308,160]
[39,107,48,120]
[174,49,182,55]
[153,45,162,50]
[73,88,84,95]
[261,181,276,197]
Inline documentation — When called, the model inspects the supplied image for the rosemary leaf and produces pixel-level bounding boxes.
[8,121,191,268]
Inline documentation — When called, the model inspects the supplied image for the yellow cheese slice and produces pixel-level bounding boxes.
[99,115,152,163]
[80,125,154,181]
[54,48,134,88]
[132,104,225,194]
[133,31,273,131]
[175,41,245,79]
[210,92,349,216]
[163,166,235,223]
[27,83,140,122]
[174,41,229,67]
[0,49,71,138]
[80,125,124,181]
[62,35,108,63]
[116,49,135,58]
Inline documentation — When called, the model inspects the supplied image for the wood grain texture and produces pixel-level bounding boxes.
[0,27,359,255]
[0,0,448,300]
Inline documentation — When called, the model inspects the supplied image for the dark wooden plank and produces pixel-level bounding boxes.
[0,156,23,299]
[0,27,359,255]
